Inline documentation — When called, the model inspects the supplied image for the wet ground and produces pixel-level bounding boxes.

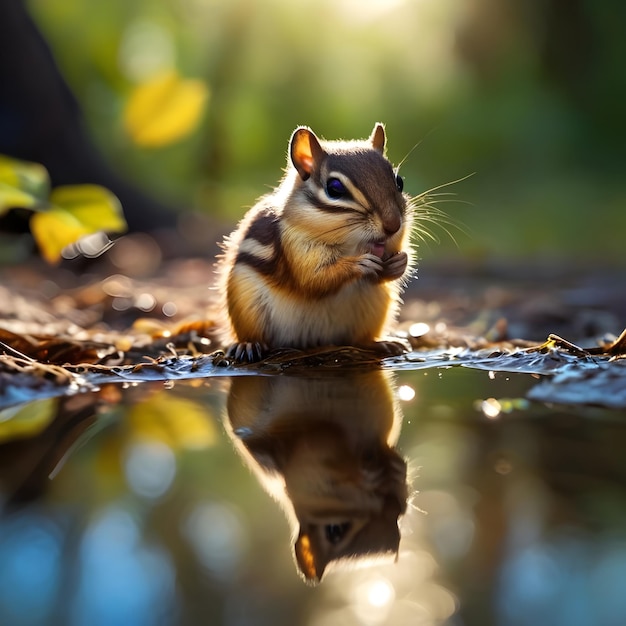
[0,256,625,625]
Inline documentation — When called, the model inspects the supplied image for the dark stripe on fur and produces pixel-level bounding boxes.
[304,190,358,214]
[244,210,280,246]
[236,250,278,275]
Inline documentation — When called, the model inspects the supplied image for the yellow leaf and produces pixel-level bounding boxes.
[124,69,209,148]
[30,209,89,264]
[49,185,127,232]
[0,182,38,214]
[0,398,57,443]
[0,155,50,213]
[128,391,217,450]
[30,184,127,264]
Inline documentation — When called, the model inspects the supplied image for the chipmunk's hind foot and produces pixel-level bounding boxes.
[226,341,268,363]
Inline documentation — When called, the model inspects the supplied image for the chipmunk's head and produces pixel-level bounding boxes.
[284,123,408,258]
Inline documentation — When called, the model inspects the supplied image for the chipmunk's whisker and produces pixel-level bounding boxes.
[407,182,473,248]
[414,172,475,198]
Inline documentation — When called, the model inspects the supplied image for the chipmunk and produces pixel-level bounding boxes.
[217,123,414,361]
[224,370,409,582]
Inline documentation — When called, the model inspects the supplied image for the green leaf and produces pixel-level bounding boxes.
[30,184,127,264]
[0,155,50,214]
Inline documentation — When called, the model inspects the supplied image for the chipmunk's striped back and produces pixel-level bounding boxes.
[217,123,414,361]
[234,204,282,278]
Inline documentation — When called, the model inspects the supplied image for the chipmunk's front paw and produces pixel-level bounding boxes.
[374,338,411,356]
[226,341,267,363]
[381,251,408,281]
[356,338,411,357]
[356,253,384,278]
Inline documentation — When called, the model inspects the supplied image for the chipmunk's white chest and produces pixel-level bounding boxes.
[252,269,392,347]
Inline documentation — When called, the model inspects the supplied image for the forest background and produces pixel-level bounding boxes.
[6,0,624,272]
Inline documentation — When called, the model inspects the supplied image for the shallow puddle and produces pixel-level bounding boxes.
[0,365,625,626]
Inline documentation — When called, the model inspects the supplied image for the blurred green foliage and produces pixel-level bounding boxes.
[0,155,126,263]
[28,0,626,264]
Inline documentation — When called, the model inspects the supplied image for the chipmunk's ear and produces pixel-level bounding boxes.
[369,123,386,154]
[290,127,325,181]
[294,530,324,583]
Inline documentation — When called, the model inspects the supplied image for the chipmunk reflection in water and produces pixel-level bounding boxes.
[224,370,409,582]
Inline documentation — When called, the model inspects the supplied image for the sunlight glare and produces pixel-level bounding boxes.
[367,578,395,608]
[480,397,501,419]
[397,385,416,402]
[352,575,396,624]
[409,322,430,338]
[337,0,408,23]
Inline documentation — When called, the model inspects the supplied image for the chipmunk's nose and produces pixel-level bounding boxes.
[382,212,401,237]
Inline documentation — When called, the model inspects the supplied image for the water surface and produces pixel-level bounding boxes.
[0,365,624,626]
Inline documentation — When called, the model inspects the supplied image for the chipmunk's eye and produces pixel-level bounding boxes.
[326,177,348,199]
[325,522,351,545]
[395,174,404,192]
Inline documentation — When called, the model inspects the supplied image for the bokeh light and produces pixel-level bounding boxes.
[124,441,177,499]
[71,507,176,626]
